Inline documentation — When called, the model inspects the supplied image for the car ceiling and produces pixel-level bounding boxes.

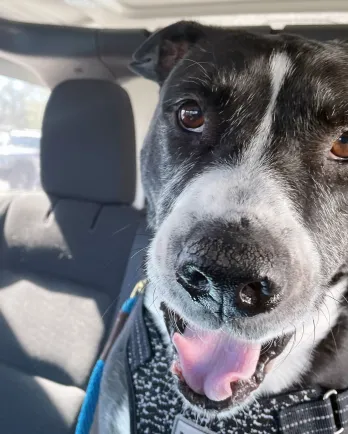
[2,0,348,30]
[2,0,348,89]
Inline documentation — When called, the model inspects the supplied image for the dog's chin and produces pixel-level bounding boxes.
[160,303,292,414]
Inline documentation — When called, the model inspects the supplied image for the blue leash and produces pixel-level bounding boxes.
[75,289,141,434]
[75,359,105,434]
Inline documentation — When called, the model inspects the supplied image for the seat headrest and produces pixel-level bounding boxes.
[41,79,136,204]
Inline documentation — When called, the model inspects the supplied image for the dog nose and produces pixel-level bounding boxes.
[176,261,273,314]
[175,231,281,317]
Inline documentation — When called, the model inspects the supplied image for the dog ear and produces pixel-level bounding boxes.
[130,21,205,84]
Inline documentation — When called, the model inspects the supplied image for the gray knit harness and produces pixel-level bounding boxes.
[120,297,347,434]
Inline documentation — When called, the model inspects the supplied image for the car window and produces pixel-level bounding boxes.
[122,77,159,209]
[0,75,50,191]
[10,136,41,148]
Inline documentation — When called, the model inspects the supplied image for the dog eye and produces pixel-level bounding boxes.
[329,131,348,160]
[178,101,204,132]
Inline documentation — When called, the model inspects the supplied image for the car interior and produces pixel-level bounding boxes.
[1,1,348,433]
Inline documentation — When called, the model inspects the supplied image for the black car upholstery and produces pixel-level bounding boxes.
[0,79,142,434]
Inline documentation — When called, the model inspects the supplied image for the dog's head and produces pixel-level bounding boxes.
[132,22,348,415]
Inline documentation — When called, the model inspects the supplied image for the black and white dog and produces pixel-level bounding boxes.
[100,21,348,432]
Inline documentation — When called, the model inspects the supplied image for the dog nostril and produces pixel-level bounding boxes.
[238,282,260,307]
[176,264,210,301]
[237,279,273,314]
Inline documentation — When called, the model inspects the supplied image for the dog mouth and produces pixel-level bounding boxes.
[161,303,292,411]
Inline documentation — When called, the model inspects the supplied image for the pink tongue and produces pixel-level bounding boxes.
[172,326,261,402]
